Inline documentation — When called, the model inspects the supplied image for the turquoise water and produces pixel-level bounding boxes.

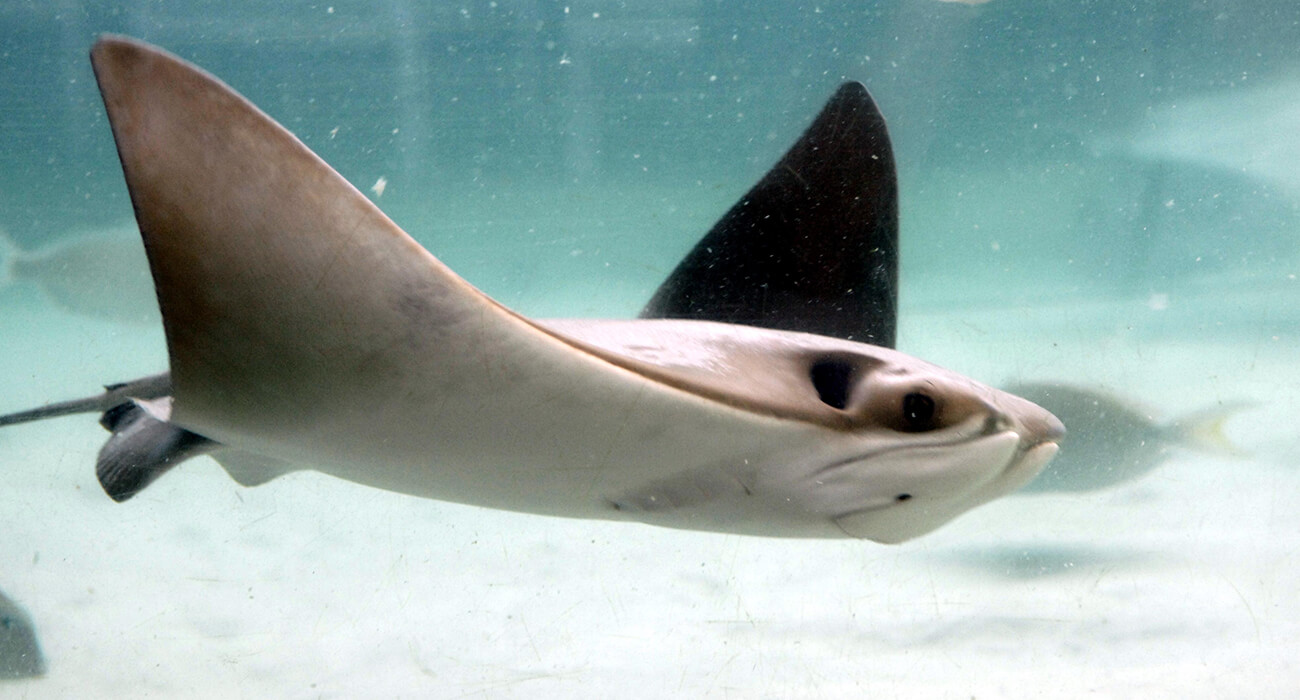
[1,2,1297,697]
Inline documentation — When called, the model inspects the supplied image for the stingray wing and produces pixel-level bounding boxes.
[92,37,604,447]
[89,37,849,454]
[640,82,898,347]
[93,37,491,443]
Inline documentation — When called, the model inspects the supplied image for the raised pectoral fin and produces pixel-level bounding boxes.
[642,82,899,347]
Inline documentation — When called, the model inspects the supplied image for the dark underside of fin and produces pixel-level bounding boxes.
[96,401,216,502]
[641,82,899,348]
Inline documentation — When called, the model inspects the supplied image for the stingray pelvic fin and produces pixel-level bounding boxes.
[96,397,216,501]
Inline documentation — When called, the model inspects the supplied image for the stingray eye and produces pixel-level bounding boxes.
[901,392,937,432]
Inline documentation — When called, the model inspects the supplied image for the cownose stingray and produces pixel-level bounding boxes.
[0,37,1062,543]
[0,587,45,680]
[0,223,157,324]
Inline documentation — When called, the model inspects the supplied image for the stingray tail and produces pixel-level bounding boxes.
[1168,401,1254,457]
[0,373,171,428]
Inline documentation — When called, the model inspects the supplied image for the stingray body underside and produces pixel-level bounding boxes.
[190,310,882,537]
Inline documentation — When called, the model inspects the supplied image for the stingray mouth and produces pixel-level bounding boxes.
[993,410,1065,495]
[998,438,1061,491]
[826,427,1063,543]
[814,409,1063,520]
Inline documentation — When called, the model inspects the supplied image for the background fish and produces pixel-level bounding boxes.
[0,224,158,325]
[1010,381,1247,493]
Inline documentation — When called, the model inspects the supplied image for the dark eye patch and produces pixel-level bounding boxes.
[901,392,937,432]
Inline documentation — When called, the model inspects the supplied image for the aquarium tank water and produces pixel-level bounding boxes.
[0,1,1296,697]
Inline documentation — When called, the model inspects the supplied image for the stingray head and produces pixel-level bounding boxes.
[789,349,1063,542]
[587,323,1065,542]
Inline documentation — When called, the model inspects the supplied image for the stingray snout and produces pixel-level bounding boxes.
[996,392,1066,447]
